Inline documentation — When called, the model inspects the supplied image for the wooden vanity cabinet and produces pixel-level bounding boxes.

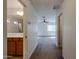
[16,38,23,56]
[7,38,16,56]
[7,37,23,56]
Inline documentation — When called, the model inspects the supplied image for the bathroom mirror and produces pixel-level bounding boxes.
[7,0,23,33]
[7,16,23,33]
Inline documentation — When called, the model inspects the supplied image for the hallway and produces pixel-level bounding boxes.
[30,37,63,59]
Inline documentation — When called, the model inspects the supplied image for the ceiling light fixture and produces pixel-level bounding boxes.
[17,11,23,16]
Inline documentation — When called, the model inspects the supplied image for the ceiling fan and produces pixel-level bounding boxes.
[42,16,48,23]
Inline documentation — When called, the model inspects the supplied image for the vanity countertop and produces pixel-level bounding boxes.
[7,33,23,38]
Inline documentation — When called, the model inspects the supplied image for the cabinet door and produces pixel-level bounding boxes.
[7,38,15,56]
[16,38,23,56]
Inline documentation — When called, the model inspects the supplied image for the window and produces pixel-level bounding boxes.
[47,25,56,31]
[47,25,53,31]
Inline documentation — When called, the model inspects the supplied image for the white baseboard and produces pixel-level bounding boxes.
[28,42,38,59]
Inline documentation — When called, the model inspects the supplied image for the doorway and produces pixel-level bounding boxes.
[30,16,63,59]
[7,0,24,59]
[57,13,63,48]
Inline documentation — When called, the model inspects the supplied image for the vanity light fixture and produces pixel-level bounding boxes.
[14,21,18,25]
[7,20,10,23]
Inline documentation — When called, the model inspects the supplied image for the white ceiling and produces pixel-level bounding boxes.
[7,0,23,9]
[7,0,63,22]
[30,0,63,17]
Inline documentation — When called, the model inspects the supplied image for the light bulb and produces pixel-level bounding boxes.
[13,21,18,25]
[7,20,10,23]
[17,11,23,16]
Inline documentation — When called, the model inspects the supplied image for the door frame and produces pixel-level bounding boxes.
[58,13,63,48]
[56,13,63,48]
[3,0,7,59]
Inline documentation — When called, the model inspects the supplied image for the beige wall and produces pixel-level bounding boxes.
[62,0,76,59]
[23,0,38,59]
